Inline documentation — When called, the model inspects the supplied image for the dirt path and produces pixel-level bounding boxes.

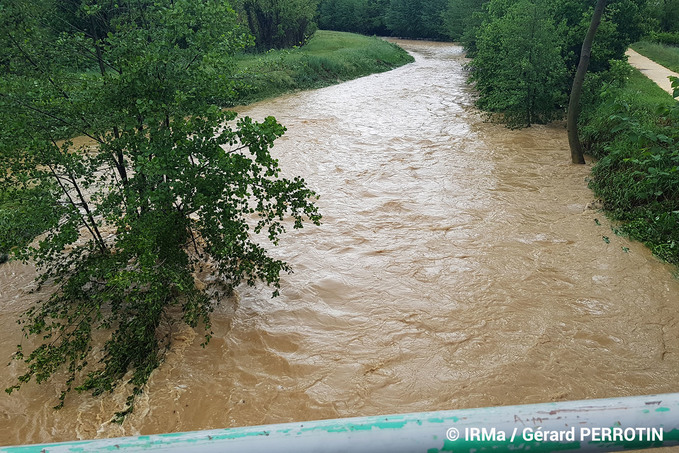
[626,48,679,98]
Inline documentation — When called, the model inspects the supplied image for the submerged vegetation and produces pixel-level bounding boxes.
[0,0,410,421]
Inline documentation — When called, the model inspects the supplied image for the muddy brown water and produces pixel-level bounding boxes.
[1,40,679,446]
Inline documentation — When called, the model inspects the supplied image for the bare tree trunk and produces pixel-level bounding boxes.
[568,0,606,164]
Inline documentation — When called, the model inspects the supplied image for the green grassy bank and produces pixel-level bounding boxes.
[630,41,679,73]
[580,65,679,266]
[228,30,414,105]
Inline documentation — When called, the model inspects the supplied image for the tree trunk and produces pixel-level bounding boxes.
[567,0,606,164]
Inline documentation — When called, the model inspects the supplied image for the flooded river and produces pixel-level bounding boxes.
[1,40,678,446]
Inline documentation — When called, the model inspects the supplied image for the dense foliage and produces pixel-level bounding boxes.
[235,0,319,49]
[582,73,679,265]
[317,0,485,39]
[465,0,647,128]
[1,0,321,420]
[318,0,390,35]
[469,0,566,127]
[645,0,679,34]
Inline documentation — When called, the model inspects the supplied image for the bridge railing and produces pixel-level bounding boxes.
[2,393,678,452]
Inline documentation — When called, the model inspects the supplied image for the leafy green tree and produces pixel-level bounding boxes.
[318,0,390,35]
[442,0,487,40]
[386,0,447,38]
[470,0,567,128]
[547,0,646,74]
[1,0,321,420]
[385,0,423,37]
[646,0,679,32]
[317,0,452,39]
[237,0,318,49]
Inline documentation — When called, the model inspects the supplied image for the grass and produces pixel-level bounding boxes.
[580,66,676,158]
[630,41,679,73]
[582,64,679,265]
[226,30,414,105]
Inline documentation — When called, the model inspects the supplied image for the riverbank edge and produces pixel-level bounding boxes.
[580,61,679,268]
[226,30,415,106]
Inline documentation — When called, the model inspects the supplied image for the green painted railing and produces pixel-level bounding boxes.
[2,393,678,452]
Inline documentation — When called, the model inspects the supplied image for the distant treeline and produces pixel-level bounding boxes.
[43,0,676,51]
[317,0,483,40]
[317,0,678,42]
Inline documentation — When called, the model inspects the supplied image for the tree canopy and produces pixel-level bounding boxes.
[464,0,648,129]
[236,0,319,49]
[470,0,567,128]
[1,0,320,420]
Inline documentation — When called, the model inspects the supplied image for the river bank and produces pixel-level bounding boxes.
[227,30,414,106]
[580,53,679,268]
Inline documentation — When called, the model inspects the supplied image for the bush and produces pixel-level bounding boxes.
[648,31,679,46]
[585,68,679,265]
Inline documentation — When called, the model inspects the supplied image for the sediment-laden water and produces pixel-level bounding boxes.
[1,40,678,446]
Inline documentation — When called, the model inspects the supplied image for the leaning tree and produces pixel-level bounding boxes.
[568,0,607,164]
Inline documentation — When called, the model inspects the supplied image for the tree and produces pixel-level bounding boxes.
[469,0,567,128]
[647,0,679,32]
[1,0,321,420]
[237,0,318,49]
[568,0,607,164]
[385,0,425,37]
[442,0,487,40]
[385,0,447,38]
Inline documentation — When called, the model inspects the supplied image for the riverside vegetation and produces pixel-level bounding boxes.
[459,0,679,266]
[0,30,412,261]
[581,67,679,266]
[2,0,678,427]
[231,30,414,105]
[0,29,411,261]
[0,0,411,422]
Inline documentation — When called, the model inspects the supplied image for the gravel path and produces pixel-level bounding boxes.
[626,48,679,98]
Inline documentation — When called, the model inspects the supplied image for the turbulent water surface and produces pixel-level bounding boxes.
[1,40,678,445]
